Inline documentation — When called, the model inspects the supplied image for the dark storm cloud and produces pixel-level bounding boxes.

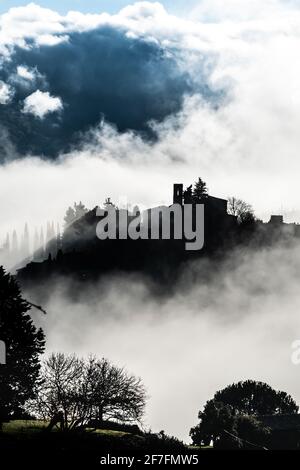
[0,26,216,159]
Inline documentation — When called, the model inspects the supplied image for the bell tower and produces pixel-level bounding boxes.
[173,184,183,205]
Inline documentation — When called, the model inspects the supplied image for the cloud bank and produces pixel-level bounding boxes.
[0,3,211,157]
[0,1,299,231]
[26,242,300,441]
[1,1,300,442]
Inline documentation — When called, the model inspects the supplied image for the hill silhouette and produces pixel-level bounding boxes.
[16,182,300,288]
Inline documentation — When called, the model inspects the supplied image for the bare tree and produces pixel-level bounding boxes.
[228,197,254,223]
[30,353,146,431]
[31,353,89,431]
[86,357,147,425]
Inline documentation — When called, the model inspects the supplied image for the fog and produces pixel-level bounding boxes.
[2,0,300,443]
[24,242,300,441]
[3,1,300,246]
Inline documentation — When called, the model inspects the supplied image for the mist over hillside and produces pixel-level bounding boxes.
[22,241,300,440]
[2,0,300,453]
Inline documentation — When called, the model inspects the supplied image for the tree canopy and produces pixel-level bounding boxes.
[214,380,298,415]
[192,177,208,201]
[227,197,254,224]
[183,178,209,204]
[190,380,298,448]
[0,267,45,427]
[31,353,147,431]
[64,202,88,227]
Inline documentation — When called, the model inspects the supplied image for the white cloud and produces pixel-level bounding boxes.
[0,80,13,104]
[0,2,64,48]
[1,1,300,220]
[2,2,300,440]
[17,65,36,81]
[36,33,69,46]
[22,90,63,118]
[119,1,167,19]
[190,0,287,22]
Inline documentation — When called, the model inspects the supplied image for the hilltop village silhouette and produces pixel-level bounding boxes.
[1,181,299,285]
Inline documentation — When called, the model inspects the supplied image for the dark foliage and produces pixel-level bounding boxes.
[32,353,146,430]
[190,380,298,448]
[0,267,45,426]
[214,380,298,415]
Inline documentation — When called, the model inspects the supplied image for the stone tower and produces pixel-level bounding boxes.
[173,183,183,205]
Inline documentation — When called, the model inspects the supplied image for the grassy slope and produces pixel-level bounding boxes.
[1,420,204,463]
[3,420,48,434]
[3,420,130,437]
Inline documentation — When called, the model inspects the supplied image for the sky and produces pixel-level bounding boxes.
[0,0,300,238]
[2,0,300,442]
[2,0,300,239]
[0,1,198,15]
